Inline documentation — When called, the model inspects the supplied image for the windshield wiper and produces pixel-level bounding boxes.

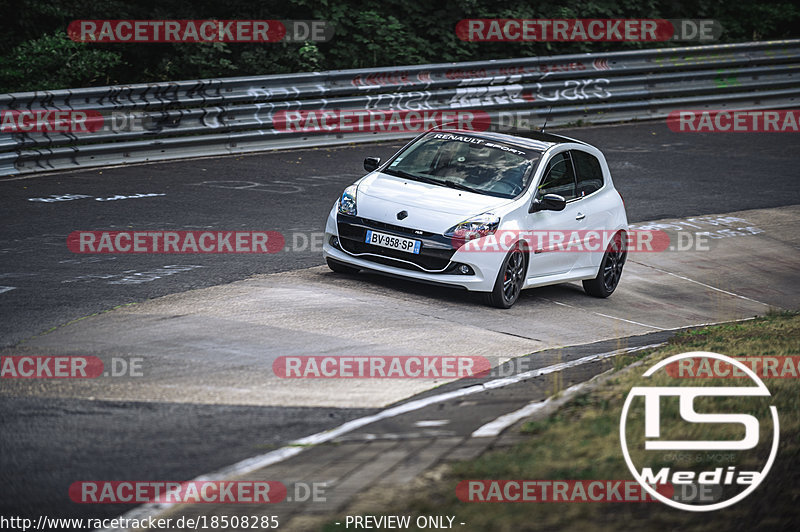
[385,168,483,194]
[441,180,482,194]
[384,168,442,186]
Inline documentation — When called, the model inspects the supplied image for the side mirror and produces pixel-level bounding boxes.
[529,193,566,213]
[363,157,381,172]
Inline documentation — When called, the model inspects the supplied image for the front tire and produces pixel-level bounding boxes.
[583,232,626,298]
[326,258,360,275]
[483,244,527,309]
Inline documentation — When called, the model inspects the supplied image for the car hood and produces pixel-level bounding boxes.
[356,172,512,233]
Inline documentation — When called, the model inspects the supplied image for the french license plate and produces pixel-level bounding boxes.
[365,230,421,254]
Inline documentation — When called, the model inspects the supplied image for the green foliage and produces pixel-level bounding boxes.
[297,42,324,71]
[0,0,798,92]
[342,10,426,68]
[149,42,238,80]
[0,32,123,92]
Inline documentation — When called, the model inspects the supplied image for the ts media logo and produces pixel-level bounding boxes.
[620,351,779,511]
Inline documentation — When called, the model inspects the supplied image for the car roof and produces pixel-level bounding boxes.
[435,128,588,152]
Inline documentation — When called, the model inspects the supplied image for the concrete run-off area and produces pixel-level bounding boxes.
[2,204,797,409]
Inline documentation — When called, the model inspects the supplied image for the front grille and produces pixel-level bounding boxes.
[337,214,456,272]
[360,219,436,238]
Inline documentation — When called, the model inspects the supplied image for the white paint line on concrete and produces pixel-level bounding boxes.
[0,286,16,295]
[630,260,773,307]
[472,381,589,438]
[101,341,664,531]
[591,311,668,330]
[543,298,668,331]
[415,420,450,427]
[476,343,662,391]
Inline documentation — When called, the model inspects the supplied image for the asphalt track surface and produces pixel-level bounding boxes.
[1,122,798,521]
[2,122,799,347]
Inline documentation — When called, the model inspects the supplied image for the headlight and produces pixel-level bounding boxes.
[338,185,357,216]
[444,213,500,242]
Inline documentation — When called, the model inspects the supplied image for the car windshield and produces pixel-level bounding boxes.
[385,132,539,199]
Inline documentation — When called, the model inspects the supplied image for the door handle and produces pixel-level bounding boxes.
[576,212,586,220]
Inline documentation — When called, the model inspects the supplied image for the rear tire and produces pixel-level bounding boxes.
[326,258,360,275]
[583,232,626,298]
[483,244,527,309]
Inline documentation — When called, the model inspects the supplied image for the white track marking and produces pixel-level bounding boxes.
[0,286,16,295]
[543,298,668,330]
[101,342,664,531]
[472,381,589,438]
[415,420,450,427]
[630,260,772,307]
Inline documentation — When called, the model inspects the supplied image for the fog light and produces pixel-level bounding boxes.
[455,264,474,275]
[330,236,340,248]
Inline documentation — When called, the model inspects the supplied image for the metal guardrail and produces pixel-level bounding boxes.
[1,39,798,177]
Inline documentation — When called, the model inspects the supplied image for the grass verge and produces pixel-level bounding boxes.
[332,311,800,531]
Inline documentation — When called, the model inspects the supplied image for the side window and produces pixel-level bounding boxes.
[572,150,604,197]
[537,152,576,200]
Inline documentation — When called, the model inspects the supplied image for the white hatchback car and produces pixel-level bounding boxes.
[322,129,628,308]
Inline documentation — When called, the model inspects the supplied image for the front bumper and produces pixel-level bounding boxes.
[322,207,500,292]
